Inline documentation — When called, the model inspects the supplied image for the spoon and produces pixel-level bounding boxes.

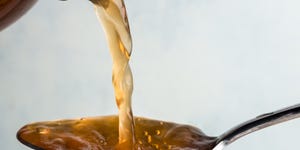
[213,103,300,150]
[17,103,300,150]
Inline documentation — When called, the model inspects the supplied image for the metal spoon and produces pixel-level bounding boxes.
[17,103,300,150]
[212,103,300,150]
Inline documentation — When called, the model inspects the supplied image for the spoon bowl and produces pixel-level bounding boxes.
[17,103,300,150]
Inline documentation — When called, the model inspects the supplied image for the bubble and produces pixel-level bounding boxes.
[36,127,50,135]
[156,130,161,135]
[144,131,148,136]
[147,135,152,143]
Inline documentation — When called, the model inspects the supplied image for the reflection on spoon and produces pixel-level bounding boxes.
[17,103,300,150]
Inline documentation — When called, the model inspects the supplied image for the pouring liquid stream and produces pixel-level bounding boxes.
[16,0,300,150]
[92,0,135,149]
[17,0,218,149]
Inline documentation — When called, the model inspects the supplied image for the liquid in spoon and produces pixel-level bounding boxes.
[17,116,217,150]
[17,104,300,150]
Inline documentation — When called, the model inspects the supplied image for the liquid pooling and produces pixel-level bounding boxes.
[17,116,216,150]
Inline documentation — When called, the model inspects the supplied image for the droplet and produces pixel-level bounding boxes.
[100,139,107,145]
[147,135,152,143]
[156,130,161,135]
[153,144,159,149]
[36,127,49,135]
[138,140,143,144]
[144,131,148,136]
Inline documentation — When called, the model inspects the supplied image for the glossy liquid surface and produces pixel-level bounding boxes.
[17,116,216,150]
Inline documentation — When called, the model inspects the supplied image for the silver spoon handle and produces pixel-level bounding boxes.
[216,103,300,146]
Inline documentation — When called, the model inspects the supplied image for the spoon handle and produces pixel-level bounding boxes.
[216,103,300,145]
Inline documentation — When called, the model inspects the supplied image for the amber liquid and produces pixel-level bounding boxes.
[93,0,135,149]
[18,116,216,150]
[17,0,217,149]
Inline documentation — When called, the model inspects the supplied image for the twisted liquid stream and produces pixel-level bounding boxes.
[92,0,135,149]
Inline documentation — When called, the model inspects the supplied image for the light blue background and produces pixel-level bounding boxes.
[0,0,300,149]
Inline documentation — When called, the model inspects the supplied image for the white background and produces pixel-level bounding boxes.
[0,0,300,149]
